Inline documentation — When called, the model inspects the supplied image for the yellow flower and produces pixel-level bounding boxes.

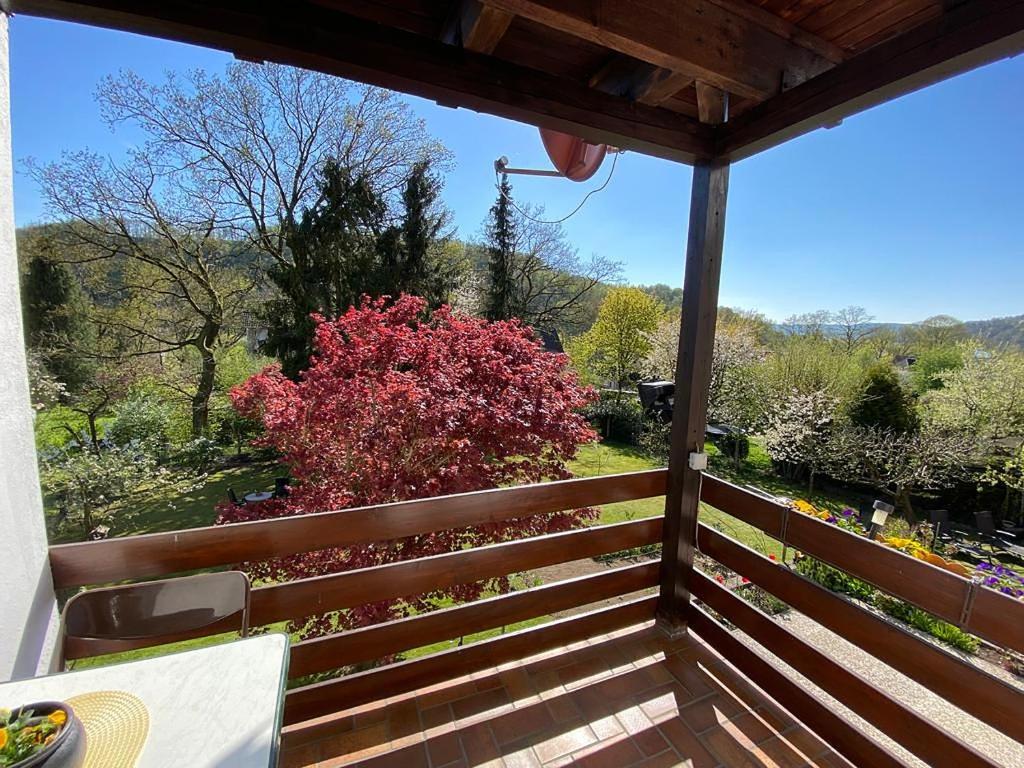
[48,710,67,726]
[793,500,818,515]
[0,726,8,749]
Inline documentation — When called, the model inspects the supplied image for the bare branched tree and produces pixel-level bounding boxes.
[506,208,620,332]
[29,149,254,436]
[97,63,450,264]
[832,305,876,353]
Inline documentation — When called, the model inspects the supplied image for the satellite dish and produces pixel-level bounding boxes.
[538,128,609,182]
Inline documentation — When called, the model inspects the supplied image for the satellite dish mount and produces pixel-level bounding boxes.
[495,128,619,182]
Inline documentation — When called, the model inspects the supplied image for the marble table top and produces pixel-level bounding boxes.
[0,633,290,767]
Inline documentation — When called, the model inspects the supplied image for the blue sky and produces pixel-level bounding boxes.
[9,16,1024,323]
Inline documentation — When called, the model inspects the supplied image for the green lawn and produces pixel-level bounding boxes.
[47,460,281,544]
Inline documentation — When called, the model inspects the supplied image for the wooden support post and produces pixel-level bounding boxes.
[657,92,729,636]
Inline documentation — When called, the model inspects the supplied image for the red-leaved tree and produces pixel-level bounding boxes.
[218,295,598,637]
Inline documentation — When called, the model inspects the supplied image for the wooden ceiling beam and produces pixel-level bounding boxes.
[695,82,728,125]
[588,56,692,106]
[718,0,1024,161]
[478,0,834,100]
[442,0,514,54]
[8,0,714,164]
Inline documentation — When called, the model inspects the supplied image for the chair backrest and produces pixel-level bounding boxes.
[59,571,250,669]
[227,487,241,505]
[975,511,997,535]
[274,477,290,498]
[929,509,949,524]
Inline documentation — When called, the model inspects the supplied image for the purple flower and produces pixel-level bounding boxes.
[841,509,854,517]
[1001,587,1014,595]
[826,516,838,524]
[978,562,992,571]
[986,577,999,586]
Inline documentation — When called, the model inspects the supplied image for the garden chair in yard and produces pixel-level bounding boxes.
[274,477,290,499]
[57,571,251,670]
[227,487,244,506]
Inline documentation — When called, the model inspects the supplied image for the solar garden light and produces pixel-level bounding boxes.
[869,500,894,540]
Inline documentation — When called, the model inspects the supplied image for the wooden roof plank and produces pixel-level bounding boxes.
[9,0,714,164]
[718,0,1024,161]
[477,0,834,99]
[442,0,513,54]
[704,0,849,62]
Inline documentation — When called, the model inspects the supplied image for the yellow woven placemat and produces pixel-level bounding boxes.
[66,691,149,768]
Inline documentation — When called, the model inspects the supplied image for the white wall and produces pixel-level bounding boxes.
[0,12,59,681]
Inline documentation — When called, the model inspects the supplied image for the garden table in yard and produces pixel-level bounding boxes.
[245,491,274,503]
[0,633,289,767]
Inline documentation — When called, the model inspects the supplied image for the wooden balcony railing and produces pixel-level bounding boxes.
[695,475,1024,768]
[46,470,1024,767]
[48,470,668,727]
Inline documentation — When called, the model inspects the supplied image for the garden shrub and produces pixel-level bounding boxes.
[173,437,222,473]
[583,392,645,445]
[106,392,174,454]
[794,555,877,602]
[638,419,671,464]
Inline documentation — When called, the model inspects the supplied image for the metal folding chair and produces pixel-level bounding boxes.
[58,571,251,669]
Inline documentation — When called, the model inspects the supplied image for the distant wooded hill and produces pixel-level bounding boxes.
[962,315,1024,348]
[780,315,1024,349]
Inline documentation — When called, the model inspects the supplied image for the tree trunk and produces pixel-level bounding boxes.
[87,412,101,455]
[191,330,219,437]
[808,468,815,495]
[895,487,916,522]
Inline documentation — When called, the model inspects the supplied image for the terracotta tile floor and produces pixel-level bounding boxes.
[281,622,853,768]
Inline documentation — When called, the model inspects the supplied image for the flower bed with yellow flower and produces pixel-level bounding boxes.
[788,499,970,576]
[787,498,979,653]
[0,706,66,766]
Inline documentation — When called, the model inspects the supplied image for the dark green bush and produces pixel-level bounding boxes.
[711,431,749,461]
[583,393,645,445]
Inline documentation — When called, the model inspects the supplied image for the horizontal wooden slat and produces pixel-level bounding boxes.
[49,469,667,589]
[699,474,786,538]
[289,561,659,678]
[785,512,969,624]
[697,524,1024,743]
[963,586,1024,656]
[718,0,1024,160]
[251,517,662,626]
[284,595,657,725]
[687,606,906,768]
[700,474,1024,654]
[690,571,996,768]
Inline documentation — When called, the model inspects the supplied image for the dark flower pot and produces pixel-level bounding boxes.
[5,702,86,768]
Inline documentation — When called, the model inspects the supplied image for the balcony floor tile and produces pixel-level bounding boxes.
[281,622,851,768]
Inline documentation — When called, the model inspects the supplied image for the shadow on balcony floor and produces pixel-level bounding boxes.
[281,622,852,767]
